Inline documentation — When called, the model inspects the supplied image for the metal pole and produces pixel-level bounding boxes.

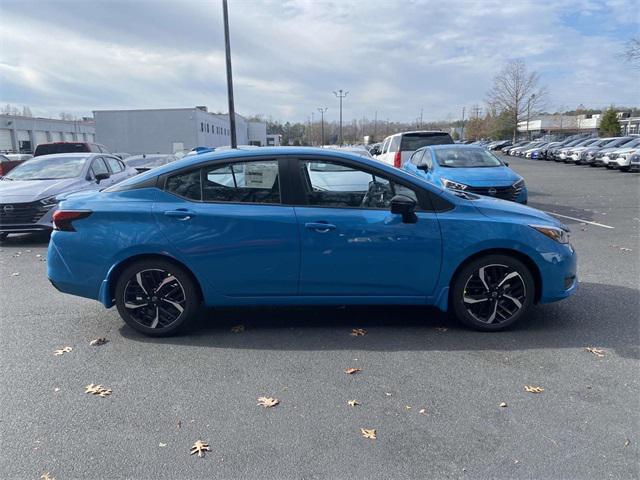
[310,112,314,146]
[333,89,348,146]
[373,110,377,142]
[461,107,465,140]
[317,107,327,147]
[222,0,237,148]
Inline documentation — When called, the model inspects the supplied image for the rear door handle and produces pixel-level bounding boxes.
[164,209,196,220]
[305,222,336,233]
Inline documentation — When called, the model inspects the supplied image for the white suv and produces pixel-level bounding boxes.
[376,131,453,168]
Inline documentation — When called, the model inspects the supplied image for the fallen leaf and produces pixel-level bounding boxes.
[344,367,362,375]
[257,396,279,408]
[177,420,182,429]
[11,272,20,276]
[190,440,210,457]
[524,385,544,394]
[620,247,632,252]
[624,439,630,447]
[435,327,448,332]
[419,409,427,415]
[384,392,392,397]
[499,402,508,408]
[585,347,606,357]
[159,442,167,447]
[41,473,55,480]
[84,384,112,396]
[231,324,245,333]
[347,399,360,407]
[36,254,42,258]
[405,405,412,410]
[89,337,108,346]
[53,346,72,356]
[350,328,366,336]
[361,428,377,439]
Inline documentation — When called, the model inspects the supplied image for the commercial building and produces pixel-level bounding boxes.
[94,107,267,155]
[517,113,602,136]
[0,114,95,154]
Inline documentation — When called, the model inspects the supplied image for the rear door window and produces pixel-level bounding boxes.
[90,157,109,177]
[105,157,123,172]
[166,170,202,200]
[400,133,453,151]
[202,160,281,204]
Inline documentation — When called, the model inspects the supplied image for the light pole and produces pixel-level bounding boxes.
[333,89,348,146]
[526,94,536,141]
[317,107,327,147]
[373,110,377,142]
[461,106,466,140]
[222,0,237,148]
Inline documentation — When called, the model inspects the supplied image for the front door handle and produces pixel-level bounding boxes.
[305,222,336,233]
[164,209,196,221]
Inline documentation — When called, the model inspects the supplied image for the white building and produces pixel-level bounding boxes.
[517,114,602,136]
[266,134,282,146]
[0,114,96,154]
[94,107,267,155]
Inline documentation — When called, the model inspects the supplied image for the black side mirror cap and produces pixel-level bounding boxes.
[95,172,110,183]
[390,194,418,224]
[504,161,509,167]
[417,164,429,171]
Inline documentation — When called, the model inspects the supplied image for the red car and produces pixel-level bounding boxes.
[0,154,33,176]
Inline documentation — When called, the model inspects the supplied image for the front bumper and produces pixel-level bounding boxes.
[0,202,56,234]
[538,243,578,304]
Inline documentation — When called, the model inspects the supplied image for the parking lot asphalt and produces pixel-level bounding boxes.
[1,156,639,480]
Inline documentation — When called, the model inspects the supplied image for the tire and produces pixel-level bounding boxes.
[450,254,535,331]
[620,166,629,172]
[115,258,201,336]
[0,233,7,241]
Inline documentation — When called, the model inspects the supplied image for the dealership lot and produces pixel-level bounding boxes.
[0,156,638,479]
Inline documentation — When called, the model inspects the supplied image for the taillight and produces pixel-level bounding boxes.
[393,151,401,168]
[52,210,92,232]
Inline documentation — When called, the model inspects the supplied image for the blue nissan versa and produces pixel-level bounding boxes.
[404,145,527,204]
[47,147,576,336]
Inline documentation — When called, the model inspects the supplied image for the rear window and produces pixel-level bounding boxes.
[400,133,453,151]
[34,143,89,157]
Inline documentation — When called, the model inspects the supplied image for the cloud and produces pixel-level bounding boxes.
[0,0,637,121]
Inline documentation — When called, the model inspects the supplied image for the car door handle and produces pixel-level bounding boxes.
[164,209,196,220]
[305,222,336,233]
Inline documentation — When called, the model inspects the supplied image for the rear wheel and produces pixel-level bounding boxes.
[115,259,200,336]
[450,255,535,331]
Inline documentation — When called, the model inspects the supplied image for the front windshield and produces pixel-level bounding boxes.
[434,148,502,168]
[4,155,87,180]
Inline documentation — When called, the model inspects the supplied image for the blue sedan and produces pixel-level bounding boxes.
[404,145,528,204]
[47,147,576,336]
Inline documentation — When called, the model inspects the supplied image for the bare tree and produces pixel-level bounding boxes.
[624,36,640,68]
[486,59,546,142]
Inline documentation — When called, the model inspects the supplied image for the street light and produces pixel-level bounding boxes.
[526,94,536,141]
[333,89,348,146]
[222,0,237,148]
[317,107,328,147]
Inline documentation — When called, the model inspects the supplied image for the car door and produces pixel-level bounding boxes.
[153,157,299,297]
[88,157,114,188]
[104,156,129,185]
[291,156,442,297]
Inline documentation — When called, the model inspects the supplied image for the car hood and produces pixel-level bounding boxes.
[471,195,566,229]
[439,166,520,187]
[0,178,84,203]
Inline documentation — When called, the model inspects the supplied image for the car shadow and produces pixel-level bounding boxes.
[0,232,50,246]
[119,282,639,360]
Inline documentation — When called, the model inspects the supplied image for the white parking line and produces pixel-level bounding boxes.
[544,211,615,229]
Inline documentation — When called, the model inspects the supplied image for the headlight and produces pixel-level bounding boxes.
[39,196,59,208]
[513,178,525,189]
[530,225,570,244]
[609,153,618,159]
[440,178,468,190]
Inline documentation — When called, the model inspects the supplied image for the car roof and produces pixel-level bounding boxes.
[30,152,98,158]
[424,144,485,151]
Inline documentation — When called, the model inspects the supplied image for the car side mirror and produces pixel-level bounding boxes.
[417,163,429,171]
[95,172,110,183]
[504,161,509,167]
[390,195,418,224]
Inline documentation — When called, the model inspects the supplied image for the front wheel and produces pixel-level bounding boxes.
[115,259,200,336]
[450,255,535,331]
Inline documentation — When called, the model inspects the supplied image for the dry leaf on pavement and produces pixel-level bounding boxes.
[89,337,108,346]
[361,428,377,439]
[419,408,427,415]
[257,396,279,408]
[11,272,20,276]
[190,440,210,457]
[53,347,72,356]
[585,347,606,357]
[524,385,544,393]
[350,328,366,336]
[231,324,245,333]
[41,473,55,480]
[159,442,167,447]
[344,367,362,375]
[347,399,360,407]
[435,327,448,332]
[85,383,112,396]
[499,402,508,408]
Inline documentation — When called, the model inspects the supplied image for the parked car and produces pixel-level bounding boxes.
[564,138,603,163]
[34,142,110,157]
[548,136,592,161]
[602,138,640,169]
[0,153,137,239]
[502,141,529,155]
[511,142,544,157]
[377,131,453,167]
[113,153,131,160]
[404,145,527,204]
[575,138,617,165]
[330,146,373,158]
[488,140,512,151]
[0,154,33,176]
[534,142,562,160]
[523,142,551,158]
[592,137,637,167]
[366,143,382,155]
[47,147,576,336]
[125,154,178,173]
[628,152,640,172]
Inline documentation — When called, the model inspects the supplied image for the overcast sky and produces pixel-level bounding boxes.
[1,0,638,123]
